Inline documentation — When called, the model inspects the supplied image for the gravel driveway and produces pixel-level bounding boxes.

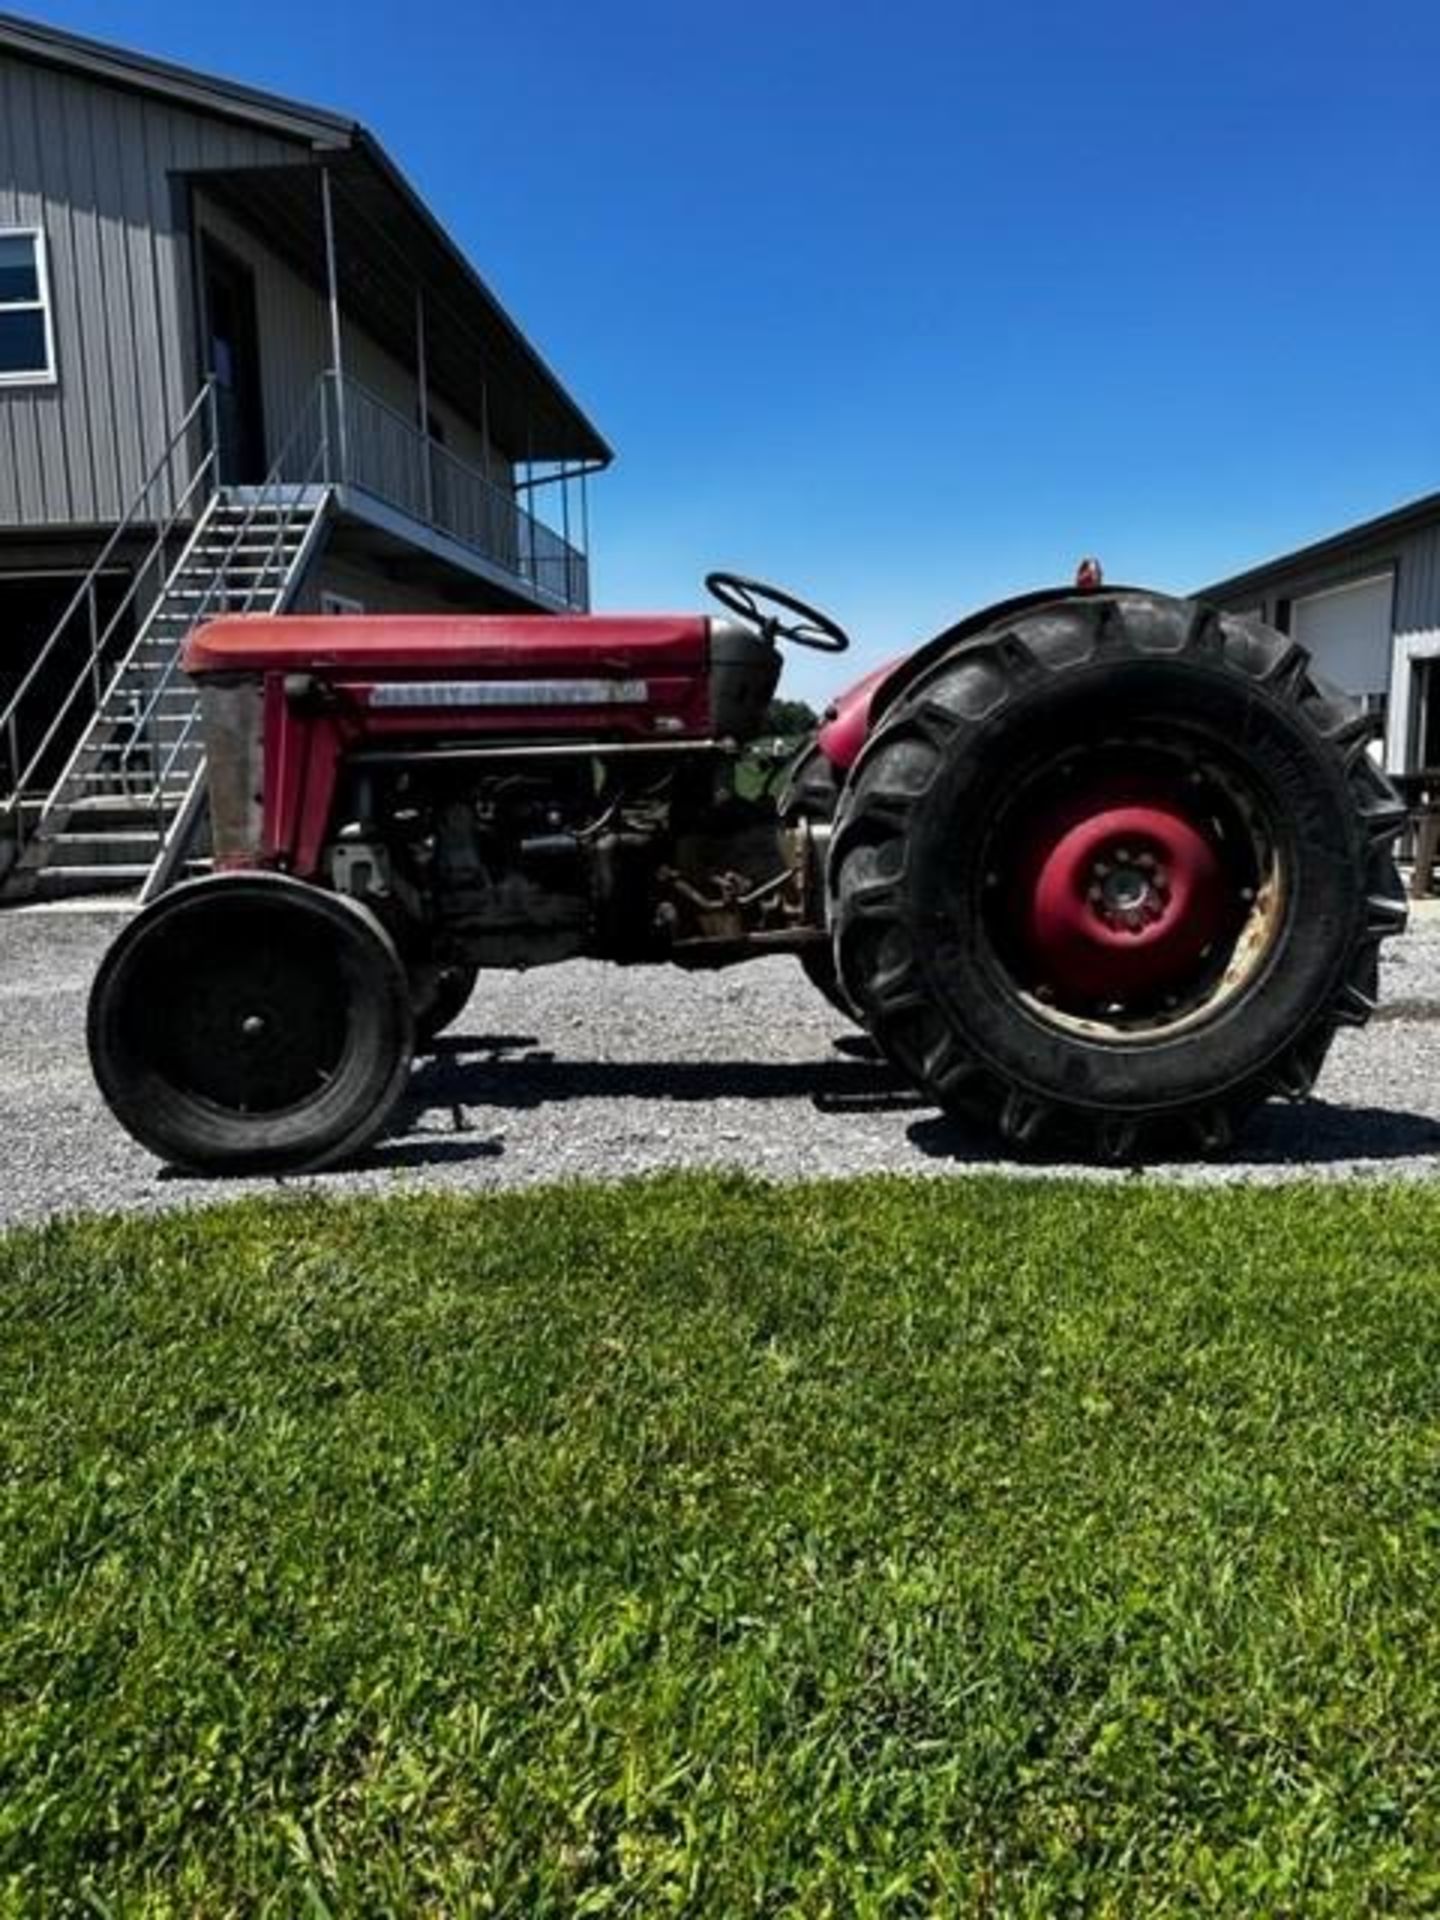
[4,902,1440,1228]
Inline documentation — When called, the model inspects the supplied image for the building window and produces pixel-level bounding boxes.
[0,230,57,385]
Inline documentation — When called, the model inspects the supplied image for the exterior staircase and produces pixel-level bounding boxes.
[0,380,333,904]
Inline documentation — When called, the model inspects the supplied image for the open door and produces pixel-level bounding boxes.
[201,238,265,484]
[1412,658,1440,772]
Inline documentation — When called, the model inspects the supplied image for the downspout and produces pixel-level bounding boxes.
[320,165,348,485]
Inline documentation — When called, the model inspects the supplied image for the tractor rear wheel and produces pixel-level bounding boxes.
[88,871,415,1174]
[829,592,1406,1158]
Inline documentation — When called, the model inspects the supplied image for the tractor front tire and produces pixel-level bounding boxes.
[88,871,415,1174]
[829,591,1406,1159]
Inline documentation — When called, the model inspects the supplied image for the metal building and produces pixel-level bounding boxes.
[0,10,609,900]
[1201,494,1440,777]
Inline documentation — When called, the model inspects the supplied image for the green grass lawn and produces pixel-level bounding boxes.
[5,1175,1440,1915]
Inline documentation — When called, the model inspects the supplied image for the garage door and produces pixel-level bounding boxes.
[1290,574,1393,699]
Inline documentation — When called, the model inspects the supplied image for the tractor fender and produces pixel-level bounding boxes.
[819,583,1154,773]
[816,662,900,771]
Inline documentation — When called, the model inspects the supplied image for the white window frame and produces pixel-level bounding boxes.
[0,227,57,388]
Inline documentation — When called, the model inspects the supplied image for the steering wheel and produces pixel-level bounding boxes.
[705,572,850,653]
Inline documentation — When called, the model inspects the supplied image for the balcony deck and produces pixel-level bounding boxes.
[274,374,590,611]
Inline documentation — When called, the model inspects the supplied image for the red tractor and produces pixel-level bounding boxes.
[87,573,1407,1172]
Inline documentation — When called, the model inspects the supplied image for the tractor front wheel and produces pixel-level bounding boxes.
[88,872,415,1173]
[829,592,1406,1158]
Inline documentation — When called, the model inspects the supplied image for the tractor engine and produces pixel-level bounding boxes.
[327,754,822,972]
[184,605,824,979]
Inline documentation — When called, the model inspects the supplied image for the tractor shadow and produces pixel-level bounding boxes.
[382,1032,1440,1174]
[908,1098,1440,1169]
[155,1032,927,1180]
[393,1029,924,1129]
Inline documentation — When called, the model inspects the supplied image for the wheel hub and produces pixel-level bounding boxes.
[159,939,346,1113]
[1093,853,1168,930]
[1015,791,1233,1008]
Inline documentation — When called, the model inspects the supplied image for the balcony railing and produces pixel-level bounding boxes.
[310,373,589,611]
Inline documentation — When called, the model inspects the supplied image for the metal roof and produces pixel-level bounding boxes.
[1201,488,1440,601]
[0,10,611,465]
[0,10,354,142]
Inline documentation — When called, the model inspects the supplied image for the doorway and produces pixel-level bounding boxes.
[1412,658,1440,771]
[0,569,135,794]
[201,238,265,484]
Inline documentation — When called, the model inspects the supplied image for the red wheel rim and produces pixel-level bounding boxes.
[1010,781,1233,1009]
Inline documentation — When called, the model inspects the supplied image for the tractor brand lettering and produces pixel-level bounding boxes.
[369,679,649,709]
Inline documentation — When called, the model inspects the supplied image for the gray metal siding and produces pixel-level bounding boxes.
[299,553,517,617]
[1211,521,1440,644]
[1207,518,1440,774]
[0,50,307,528]
[1395,523,1440,641]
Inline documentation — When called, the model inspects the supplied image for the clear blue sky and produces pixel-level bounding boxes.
[30,0,1440,699]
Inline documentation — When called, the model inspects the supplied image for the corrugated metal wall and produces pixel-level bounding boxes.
[1212,522,1440,644]
[1210,518,1440,772]
[299,553,513,616]
[0,51,306,527]
[1394,523,1440,643]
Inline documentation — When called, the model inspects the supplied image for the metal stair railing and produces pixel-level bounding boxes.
[134,383,336,901]
[117,378,334,802]
[0,380,220,862]
[15,492,229,853]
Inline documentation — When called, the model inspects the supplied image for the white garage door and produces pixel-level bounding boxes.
[1290,574,1393,698]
